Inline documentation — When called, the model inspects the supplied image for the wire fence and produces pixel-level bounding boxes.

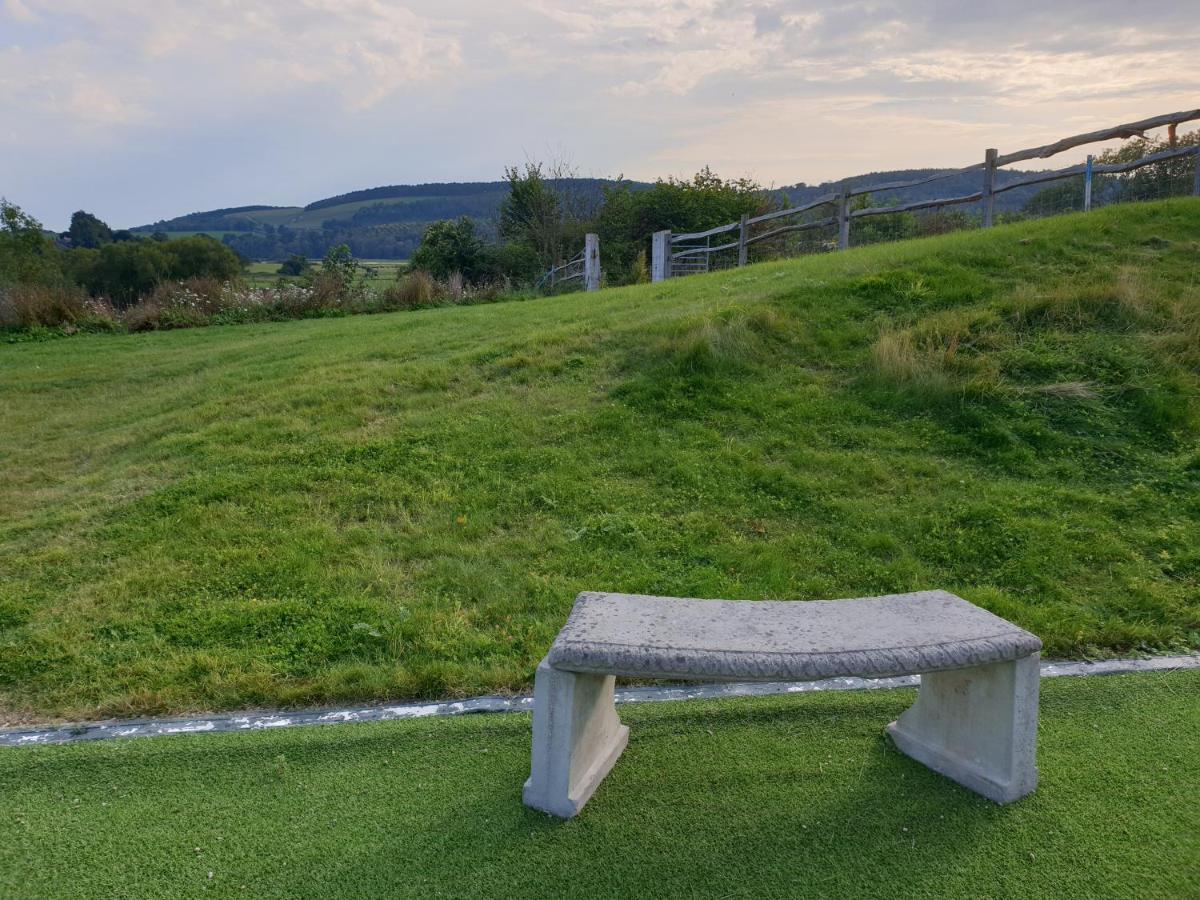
[654,109,1200,281]
[535,234,601,294]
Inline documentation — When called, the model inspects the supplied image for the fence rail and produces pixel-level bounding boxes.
[537,233,601,293]
[653,107,1200,282]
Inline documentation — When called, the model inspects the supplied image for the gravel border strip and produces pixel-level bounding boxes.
[3,655,1197,747]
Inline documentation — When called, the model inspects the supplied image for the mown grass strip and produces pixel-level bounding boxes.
[1,670,1196,898]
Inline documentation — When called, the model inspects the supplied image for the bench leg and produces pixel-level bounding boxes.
[887,654,1039,804]
[523,658,630,818]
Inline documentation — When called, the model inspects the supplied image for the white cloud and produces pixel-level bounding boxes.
[2,0,1199,228]
[2,0,463,132]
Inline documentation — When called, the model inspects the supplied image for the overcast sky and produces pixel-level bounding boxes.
[3,0,1197,229]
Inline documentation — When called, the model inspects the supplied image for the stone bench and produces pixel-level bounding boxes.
[523,590,1042,818]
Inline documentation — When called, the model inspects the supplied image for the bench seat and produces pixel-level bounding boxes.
[547,590,1042,682]
[524,589,1042,818]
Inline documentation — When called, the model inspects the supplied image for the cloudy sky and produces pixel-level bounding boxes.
[2,0,1197,229]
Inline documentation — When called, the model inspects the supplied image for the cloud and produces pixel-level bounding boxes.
[1,0,463,132]
[2,0,1198,229]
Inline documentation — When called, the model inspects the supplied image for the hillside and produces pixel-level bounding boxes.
[132,169,1046,261]
[132,179,635,260]
[776,167,1048,209]
[2,199,1198,721]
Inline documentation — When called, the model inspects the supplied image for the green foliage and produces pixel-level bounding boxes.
[597,168,770,283]
[67,210,113,249]
[278,254,311,277]
[317,244,359,289]
[70,236,243,305]
[498,163,565,268]
[1023,177,1085,217]
[1024,127,1199,214]
[0,200,61,287]
[411,217,496,282]
[77,241,171,304]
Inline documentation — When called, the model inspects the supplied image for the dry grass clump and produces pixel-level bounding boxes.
[871,307,1002,399]
[0,283,113,330]
[380,271,437,310]
[378,271,514,311]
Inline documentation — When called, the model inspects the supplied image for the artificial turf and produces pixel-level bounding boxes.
[1,669,1196,898]
[2,200,1199,720]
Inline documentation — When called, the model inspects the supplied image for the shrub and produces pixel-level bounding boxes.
[411,218,497,282]
[278,255,311,277]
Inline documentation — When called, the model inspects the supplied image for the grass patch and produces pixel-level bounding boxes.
[1,670,1196,898]
[1,200,1199,720]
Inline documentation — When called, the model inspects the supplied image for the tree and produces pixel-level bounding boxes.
[498,164,566,268]
[596,168,770,284]
[0,199,62,286]
[162,235,242,281]
[67,210,113,249]
[411,217,496,281]
[497,159,599,270]
[278,254,311,277]
[81,241,172,304]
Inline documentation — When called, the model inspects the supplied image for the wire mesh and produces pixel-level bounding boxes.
[663,127,1199,282]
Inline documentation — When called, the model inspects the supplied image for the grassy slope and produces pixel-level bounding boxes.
[1,200,1199,721]
[2,671,1197,898]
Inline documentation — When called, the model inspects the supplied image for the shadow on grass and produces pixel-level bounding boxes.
[245,695,1009,898]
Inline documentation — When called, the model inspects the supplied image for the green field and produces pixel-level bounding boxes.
[243,259,408,288]
[1,200,1198,721]
[1,670,1196,898]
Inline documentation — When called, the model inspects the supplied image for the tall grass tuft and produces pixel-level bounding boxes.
[0,283,111,330]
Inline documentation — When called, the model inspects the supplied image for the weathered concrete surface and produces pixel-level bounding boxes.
[530,590,1043,816]
[3,655,1197,748]
[548,590,1043,681]
[522,660,630,818]
[888,654,1040,803]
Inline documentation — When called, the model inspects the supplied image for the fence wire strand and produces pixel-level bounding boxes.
[667,127,1200,279]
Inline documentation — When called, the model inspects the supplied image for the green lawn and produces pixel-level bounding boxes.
[1,670,1196,898]
[1,200,1199,721]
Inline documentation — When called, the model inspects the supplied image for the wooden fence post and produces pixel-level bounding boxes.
[584,233,600,292]
[1083,155,1094,211]
[651,230,671,282]
[1193,147,1200,197]
[737,215,749,266]
[982,148,998,227]
[836,191,850,250]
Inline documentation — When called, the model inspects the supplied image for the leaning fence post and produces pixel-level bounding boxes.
[584,233,600,292]
[982,148,998,227]
[651,230,671,282]
[836,191,850,250]
[737,214,749,267]
[1083,155,1094,212]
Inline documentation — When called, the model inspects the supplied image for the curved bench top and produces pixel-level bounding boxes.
[546,590,1042,682]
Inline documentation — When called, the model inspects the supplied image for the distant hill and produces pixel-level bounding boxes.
[132,179,635,261]
[774,168,1047,210]
[134,169,1047,261]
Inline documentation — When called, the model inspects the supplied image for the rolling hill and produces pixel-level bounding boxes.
[131,169,1050,261]
[6,199,1197,721]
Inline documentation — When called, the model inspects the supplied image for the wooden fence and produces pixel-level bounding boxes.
[652,108,1200,281]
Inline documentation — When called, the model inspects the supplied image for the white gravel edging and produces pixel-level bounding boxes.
[2,654,1197,747]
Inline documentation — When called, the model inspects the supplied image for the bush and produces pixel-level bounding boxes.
[278,255,311,277]
[411,218,497,283]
